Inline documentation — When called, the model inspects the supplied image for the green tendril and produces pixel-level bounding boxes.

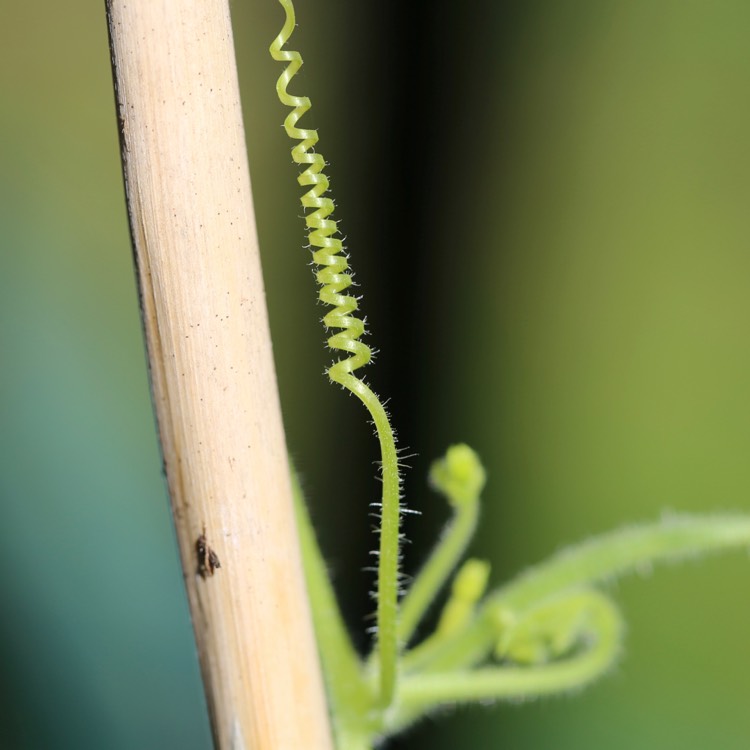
[397,445,484,646]
[270,0,401,707]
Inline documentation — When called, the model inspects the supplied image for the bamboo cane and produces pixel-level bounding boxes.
[105,2,334,747]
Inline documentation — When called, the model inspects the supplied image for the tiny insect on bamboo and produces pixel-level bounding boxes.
[196,526,221,579]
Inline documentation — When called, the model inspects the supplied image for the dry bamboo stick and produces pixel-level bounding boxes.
[105,2,333,748]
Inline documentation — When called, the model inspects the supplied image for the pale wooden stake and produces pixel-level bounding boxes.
[105,2,334,748]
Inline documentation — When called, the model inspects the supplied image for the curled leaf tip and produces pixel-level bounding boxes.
[453,558,491,600]
[436,558,491,637]
[429,444,486,507]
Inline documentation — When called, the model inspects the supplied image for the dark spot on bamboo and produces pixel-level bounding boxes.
[196,526,221,578]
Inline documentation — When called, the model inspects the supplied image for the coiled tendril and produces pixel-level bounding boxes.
[270,0,401,707]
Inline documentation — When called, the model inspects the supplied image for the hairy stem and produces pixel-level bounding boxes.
[270,0,401,707]
[490,513,750,612]
[397,482,480,646]
[404,513,750,676]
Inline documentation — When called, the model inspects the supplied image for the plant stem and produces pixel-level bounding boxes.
[396,488,480,646]
[391,590,621,734]
[405,513,750,676]
[291,472,376,743]
[490,513,750,612]
[269,0,402,709]
[105,2,333,747]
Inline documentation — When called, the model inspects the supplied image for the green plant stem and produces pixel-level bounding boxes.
[404,513,750,676]
[334,732,373,750]
[335,376,401,709]
[402,612,496,675]
[374,408,400,709]
[396,491,480,646]
[390,590,621,734]
[291,471,373,743]
[491,512,750,612]
[270,0,402,709]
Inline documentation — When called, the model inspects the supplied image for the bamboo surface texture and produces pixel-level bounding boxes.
[106,2,333,748]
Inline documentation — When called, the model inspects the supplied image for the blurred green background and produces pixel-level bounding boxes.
[2,1,750,748]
